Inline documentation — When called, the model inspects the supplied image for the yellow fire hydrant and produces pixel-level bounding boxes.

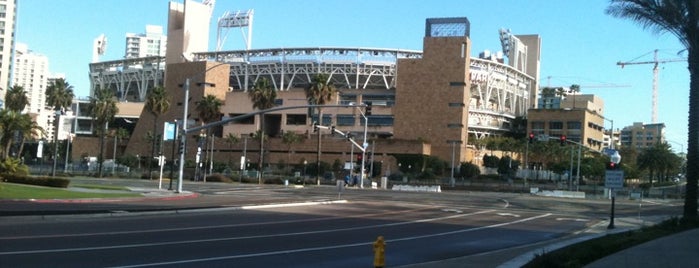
[373,235,385,268]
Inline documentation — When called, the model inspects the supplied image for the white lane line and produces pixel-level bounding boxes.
[111,213,553,268]
[497,213,521,217]
[0,201,425,240]
[0,210,495,256]
[499,198,510,208]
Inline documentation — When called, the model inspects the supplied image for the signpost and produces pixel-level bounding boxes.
[605,169,624,229]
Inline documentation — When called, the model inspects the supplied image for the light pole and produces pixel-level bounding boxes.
[51,110,61,177]
[351,104,368,188]
[64,134,73,173]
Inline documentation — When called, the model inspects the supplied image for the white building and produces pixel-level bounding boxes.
[125,25,166,59]
[0,0,17,107]
[13,43,48,115]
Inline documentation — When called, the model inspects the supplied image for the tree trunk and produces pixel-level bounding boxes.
[98,123,106,178]
[684,48,698,218]
[316,109,323,185]
[258,114,265,184]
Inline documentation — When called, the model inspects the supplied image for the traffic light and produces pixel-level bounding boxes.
[560,135,567,146]
[365,102,373,115]
[606,161,618,170]
[528,133,535,143]
[356,153,363,165]
[178,141,185,155]
[331,125,336,136]
[312,122,319,133]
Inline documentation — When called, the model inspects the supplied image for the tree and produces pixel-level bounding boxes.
[0,111,42,159]
[570,84,581,108]
[224,133,240,169]
[459,161,481,179]
[88,87,118,178]
[281,131,302,174]
[45,78,75,176]
[5,85,29,112]
[195,94,223,181]
[305,74,336,185]
[144,86,170,180]
[607,0,699,218]
[248,78,277,183]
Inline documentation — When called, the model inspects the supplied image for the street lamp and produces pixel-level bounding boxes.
[349,103,368,188]
[303,160,308,185]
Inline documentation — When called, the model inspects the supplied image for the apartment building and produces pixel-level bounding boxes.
[0,0,16,107]
[620,122,665,150]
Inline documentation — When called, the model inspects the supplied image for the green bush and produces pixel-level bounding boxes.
[2,174,71,188]
[0,157,29,176]
[206,173,232,183]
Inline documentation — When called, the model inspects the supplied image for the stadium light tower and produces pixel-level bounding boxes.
[216,10,254,51]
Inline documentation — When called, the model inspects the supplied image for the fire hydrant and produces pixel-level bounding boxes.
[373,235,385,268]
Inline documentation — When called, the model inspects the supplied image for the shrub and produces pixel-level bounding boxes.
[2,174,71,188]
[206,173,232,183]
[0,158,29,176]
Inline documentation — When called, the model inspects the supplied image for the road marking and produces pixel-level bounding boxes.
[441,208,463,213]
[0,203,430,240]
[0,210,496,256]
[497,213,520,217]
[556,218,589,222]
[111,213,553,268]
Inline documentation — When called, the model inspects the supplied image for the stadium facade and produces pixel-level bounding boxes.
[85,0,540,177]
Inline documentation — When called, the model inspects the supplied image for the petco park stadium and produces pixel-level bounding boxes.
[87,5,540,167]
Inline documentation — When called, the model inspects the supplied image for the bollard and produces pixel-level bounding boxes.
[373,235,385,268]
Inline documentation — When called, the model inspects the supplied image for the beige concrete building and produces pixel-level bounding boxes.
[620,122,665,150]
[527,94,606,150]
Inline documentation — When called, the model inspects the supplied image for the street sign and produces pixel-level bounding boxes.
[163,122,177,140]
[605,170,625,189]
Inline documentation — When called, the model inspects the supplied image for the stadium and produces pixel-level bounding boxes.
[82,2,540,181]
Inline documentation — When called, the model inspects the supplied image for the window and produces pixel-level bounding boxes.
[336,114,355,126]
[366,115,393,126]
[228,113,254,124]
[549,121,563,130]
[286,114,307,125]
[567,121,581,130]
[311,115,332,125]
[531,121,545,130]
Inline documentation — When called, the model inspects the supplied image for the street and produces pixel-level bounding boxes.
[0,181,683,267]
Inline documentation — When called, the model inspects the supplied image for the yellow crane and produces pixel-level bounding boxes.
[617,49,686,123]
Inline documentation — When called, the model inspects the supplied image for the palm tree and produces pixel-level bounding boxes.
[224,133,240,169]
[144,86,170,180]
[15,114,44,159]
[281,131,302,174]
[45,78,75,176]
[569,84,581,108]
[248,78,277,183]
[607,0,699,218]
[305,74,336,185]
[5,85,29,112]
[195,94,223,181]
[0,111,38,159]
[88,87,118,178]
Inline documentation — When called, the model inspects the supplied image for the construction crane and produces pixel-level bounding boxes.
[617,49,686,123]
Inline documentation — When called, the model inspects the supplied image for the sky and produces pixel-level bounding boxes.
[16,0,689,152]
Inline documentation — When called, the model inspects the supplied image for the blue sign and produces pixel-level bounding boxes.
[163,122,177,141]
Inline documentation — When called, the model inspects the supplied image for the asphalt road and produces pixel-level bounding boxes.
[0,179,684,267]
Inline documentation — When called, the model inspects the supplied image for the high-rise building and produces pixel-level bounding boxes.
[0,0,17,108]
[13,43,48,115]
[125,25,167,59]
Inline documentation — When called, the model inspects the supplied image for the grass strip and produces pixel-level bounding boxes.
[0,182,141,199]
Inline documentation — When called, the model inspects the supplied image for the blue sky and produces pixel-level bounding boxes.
[16,0,689,152]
